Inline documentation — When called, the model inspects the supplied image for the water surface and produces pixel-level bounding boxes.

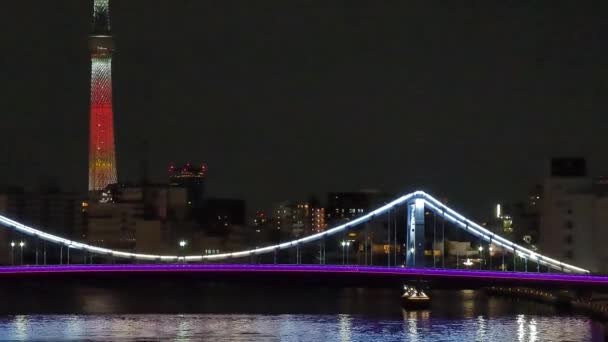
[0,288,604,341]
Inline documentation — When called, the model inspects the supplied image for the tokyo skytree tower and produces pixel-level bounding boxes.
[88,0,117,191]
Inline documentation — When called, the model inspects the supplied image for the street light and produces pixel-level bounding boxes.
[19,241,25,265]
[341,241,351,265]
[10,242,15,265]
[179,240,187,263]
[478,246,483,270]
[489,246,494,270]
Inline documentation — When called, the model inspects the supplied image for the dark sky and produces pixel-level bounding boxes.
[1,1,607,217]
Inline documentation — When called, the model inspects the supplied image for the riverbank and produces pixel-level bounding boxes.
[485,286,608,322]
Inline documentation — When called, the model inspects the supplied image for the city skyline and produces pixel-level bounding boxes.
[1,1,607,215]
[0,2,606,338]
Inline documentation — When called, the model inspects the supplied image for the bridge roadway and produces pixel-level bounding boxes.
[0,264,606,290]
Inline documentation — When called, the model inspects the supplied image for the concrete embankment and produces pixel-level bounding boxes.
[485,286,608,322]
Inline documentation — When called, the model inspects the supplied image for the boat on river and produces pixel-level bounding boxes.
[401,285,431,309]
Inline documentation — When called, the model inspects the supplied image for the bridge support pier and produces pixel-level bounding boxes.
[406,198,425,268]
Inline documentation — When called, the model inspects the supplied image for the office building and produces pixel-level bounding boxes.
[539,158,608,273]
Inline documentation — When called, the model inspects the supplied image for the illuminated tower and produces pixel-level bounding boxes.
[88,0,117,191]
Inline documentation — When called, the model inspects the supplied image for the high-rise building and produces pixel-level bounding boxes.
[539,158,608,273]
[85,184,165,253]
[88,0,118,191]
[271,199,327,237]
[311,207,326,233]
[272,201,310,237]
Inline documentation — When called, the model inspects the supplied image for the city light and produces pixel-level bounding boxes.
[496,204,501,218]
[463,258,474,266]
[0,191,591,274]
[179,240,187,248]
[10,242,15,248]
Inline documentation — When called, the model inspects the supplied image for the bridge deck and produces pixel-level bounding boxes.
[0,265,606,288]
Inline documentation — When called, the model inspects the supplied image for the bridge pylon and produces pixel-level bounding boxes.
[406,197,425,268]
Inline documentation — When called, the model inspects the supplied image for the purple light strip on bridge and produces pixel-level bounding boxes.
[0,265,606,286]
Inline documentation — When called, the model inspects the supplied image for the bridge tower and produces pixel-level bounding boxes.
[406,197,425,267]
[88,0,117,191]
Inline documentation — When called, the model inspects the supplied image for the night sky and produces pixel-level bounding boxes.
[1,1,607,216]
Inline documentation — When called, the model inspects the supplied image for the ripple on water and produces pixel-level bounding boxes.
[0,313,603,341]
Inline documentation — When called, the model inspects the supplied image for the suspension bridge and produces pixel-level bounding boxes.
[1,190,604,289]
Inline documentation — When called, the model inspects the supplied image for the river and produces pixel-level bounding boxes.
[0,288,604,341]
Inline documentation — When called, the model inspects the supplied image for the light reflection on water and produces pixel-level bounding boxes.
[0,289,604,341]
[339,314,352,342]
[0,313,602,341]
